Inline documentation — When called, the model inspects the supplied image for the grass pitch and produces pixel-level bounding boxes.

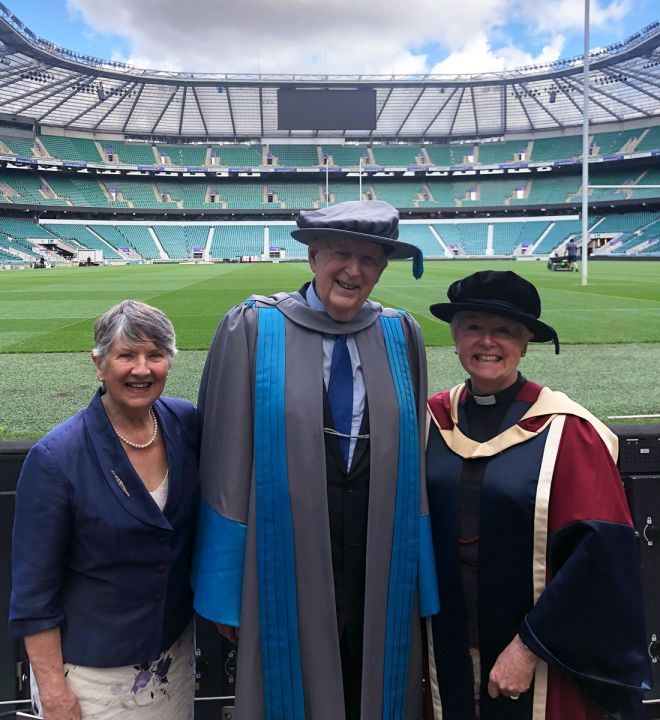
[0,259,659,439]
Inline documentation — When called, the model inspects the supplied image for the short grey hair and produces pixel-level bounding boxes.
[92,300,177,364]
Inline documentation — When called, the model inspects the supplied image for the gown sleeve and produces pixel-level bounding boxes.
[519,415,652,718]
[191,303,257,626]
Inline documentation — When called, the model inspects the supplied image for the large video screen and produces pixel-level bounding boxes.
[278,89,377,131]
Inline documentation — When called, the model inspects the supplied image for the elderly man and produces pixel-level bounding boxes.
[192,200,439,720]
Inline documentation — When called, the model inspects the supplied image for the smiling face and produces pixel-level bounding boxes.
[92,336,170,419]
[452,311,531,395]
[308,237,387,322]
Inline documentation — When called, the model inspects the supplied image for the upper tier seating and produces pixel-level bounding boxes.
[107,178,178,208]
[635,125,660,153]
[218,183,272,209]
[592,129,639,156]
[155,144,207,166]
[40,135,103,163]
[0,136,35,157]
[476,140,528,165]
[210,145,263,167]
[269,145,320,167]
[530,135,583,162]
[103,141,158,164]
[371,182,425,207]
[370,145,422,166]
[156,180,215,209]
[0,172,62,205]
[323,145,370,167]
[270,183,321,209]
[629,168,660,199]
[425,145,466,166]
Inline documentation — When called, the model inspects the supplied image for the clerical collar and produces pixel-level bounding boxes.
[466,374,526,406]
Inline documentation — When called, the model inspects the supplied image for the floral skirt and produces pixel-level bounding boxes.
[32,622,194,720]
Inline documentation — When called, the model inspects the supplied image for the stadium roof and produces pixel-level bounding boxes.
[0,6,659,141]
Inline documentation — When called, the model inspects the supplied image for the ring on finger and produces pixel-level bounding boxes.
[509,695,520,700]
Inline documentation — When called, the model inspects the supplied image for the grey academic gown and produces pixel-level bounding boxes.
[192,289,434,720]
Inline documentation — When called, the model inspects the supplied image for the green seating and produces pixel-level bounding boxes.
[269,145,320,167]
[530,136,583,162]
[211,145,263,167]
[267,225,306,258]
[634,126,660,153]
[218,183,271,209]
[210,226,263,258]
[0,218,57,240]
[270,183,321,209]
[370,145,422,166]
[397,224,443,257]
[104,141,158,165]
[323,145,370,167]
[0,172,64,205]
[40,135,103,163]
[592,129,638,156]
[476,140,527,165]
[42,224,122,259]
[156,144,208,166]
[153,226,210,258]
[0,136,35,157]
[371,182,424,207]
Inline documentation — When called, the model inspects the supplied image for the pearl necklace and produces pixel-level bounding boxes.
[114,407,158,449]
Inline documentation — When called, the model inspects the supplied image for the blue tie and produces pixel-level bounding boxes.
[328,334,353,468]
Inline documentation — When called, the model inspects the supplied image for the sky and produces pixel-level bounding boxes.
[6,0,659,76]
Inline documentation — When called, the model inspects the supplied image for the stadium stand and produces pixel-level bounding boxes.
[155,144,207,166]
[371,182,425,207]
[492,222,548,255]
[0,135,35,157]
[530,135,584,162]
[592,129,639,156]
[0,171,63,205]
[153,225,210,258]
[156,179,215,209]
[476,140,528,165]
[41,224,123,259]
[269,145,320,167]
[210,145,263,167]
[397,225,444,257]
[370,145,422,166]
[323,145,370,167]
[40,135,103,163]
[268,224,307,259]
[211,225,263,258]
[270,183,322,208]
[635,125,660,153]
[106,178,178,208]
[103,141,159,165]
[217,183,272,209]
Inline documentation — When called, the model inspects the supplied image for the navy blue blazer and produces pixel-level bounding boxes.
[9,391,200,667]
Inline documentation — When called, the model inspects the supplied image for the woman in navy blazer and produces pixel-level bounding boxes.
[10,300,199,720]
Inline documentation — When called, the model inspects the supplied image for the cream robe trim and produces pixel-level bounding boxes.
[428,385,618,462]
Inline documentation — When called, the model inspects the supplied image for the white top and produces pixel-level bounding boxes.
[149,471,169,511]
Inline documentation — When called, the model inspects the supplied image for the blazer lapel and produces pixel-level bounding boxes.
[83,391,172,530]
[154,399,185,520]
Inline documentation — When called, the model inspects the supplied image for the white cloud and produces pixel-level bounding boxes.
[430,32,565,75]
[66,0,510,74]
[65,0,632,75]
[519,0,632,35]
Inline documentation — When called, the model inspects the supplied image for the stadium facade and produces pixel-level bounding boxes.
[0,4,658,266]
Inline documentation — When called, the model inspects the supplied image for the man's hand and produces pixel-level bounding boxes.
[40,685,82,720]
[487,634,538,700]
[215,623,240,645]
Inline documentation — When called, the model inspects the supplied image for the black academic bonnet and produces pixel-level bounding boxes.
[430,270,560,354]
[291,200,424,278]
